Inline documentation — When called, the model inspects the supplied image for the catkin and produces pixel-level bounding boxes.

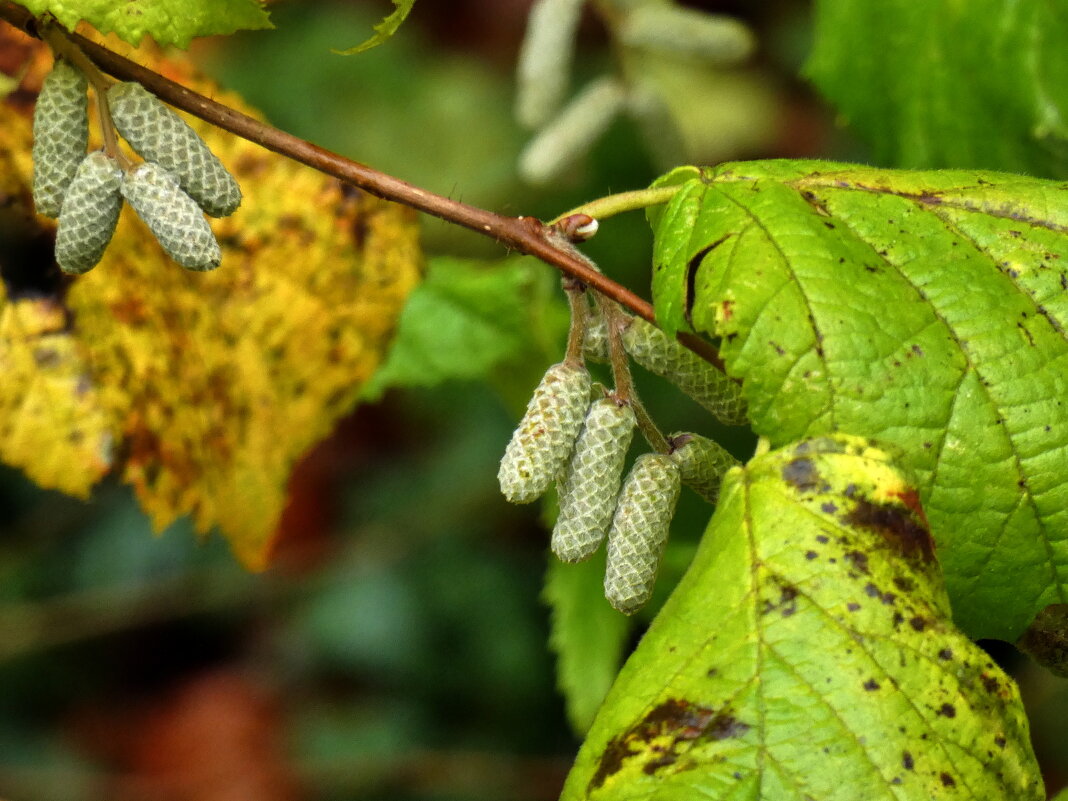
[622,317,747,425]
[552,398,635,563]
[604,453,681,614]
[54,152,123,275]
[107,82,241,217]
[669,432,739,504]
[518,76,627,185]
[515,0,587,129]
[32,59,89,218]
[619,6,754,65]
[499,361,592,504]
[122,162,221,271]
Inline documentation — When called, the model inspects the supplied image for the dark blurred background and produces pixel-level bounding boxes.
[0,1,1066,799]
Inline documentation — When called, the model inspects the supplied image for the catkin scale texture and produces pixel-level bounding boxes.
[54,152,123,275]
[107,82,241,217]
[32,59,89,218]
[499,362,592,503]
[604,453,680,614]
[669,432,739,504]
[122,162,221,271]
[622,317,748,425]
[552,398,635,563]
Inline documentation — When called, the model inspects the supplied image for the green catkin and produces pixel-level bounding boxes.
[121,162,221,271]
[499,361,592,504]
[604,453,681,614]
[552,398,635,563]
[622,316,748,425]
[518,76,627,185]
[54,152,123,275]
[668,432,740,504]
[515,0,587,129]
[107,82,241,217]
[582,312,609,363]
[32,59,89,218]
[619,5,754,65]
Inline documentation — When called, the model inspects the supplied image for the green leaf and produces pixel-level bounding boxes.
[805,0,1068,175]
[648,160,1068,642]
[364,256,562,399]
[545,553,632,736]
[561,435,1043,801]
[334,0,416,55]
[20,0,272,49]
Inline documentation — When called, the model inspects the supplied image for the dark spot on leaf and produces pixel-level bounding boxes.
[938,648,953,661]
[844,497,935,563]
[940,773,956,788]
[805,550,818,560]
[844,550,870,575]
[864,583,881,599]
[1016,603,1068,678]
[938,703,956,718]
[782,457,820,492]
[893,576,915,592]
[981,673,1000,694]
[847,602,861,612]
[892,612,904,627]
[589,700,750,790]
[762,580,799,617]
[863,679,880,691]
[909,616,927,632]
[995,735,1006,748]
[902,751,914,770]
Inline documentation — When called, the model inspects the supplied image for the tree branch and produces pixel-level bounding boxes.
[0,1,726,372]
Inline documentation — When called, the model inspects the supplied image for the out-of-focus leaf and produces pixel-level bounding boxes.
[364,256,557,399]
[545,553,630,735]
[334,0,416,55]
[562,435,1043,800]
[0,43,421,569]
[17,0,272,49]
[806,0,1068,175]
[648,160,1068,642]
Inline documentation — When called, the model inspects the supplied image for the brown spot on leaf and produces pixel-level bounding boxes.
[844,550,870,575]
[863,679,880,691]
[909,616,927,632]
[902,751,914,770]
[938,703,956,718]
[845,498,935,563]
[782,457,820,492]
[940,772,956,788]
[938,648,953,661]
[589,700,750,790]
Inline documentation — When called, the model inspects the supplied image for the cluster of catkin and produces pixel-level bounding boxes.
[498,302,740,614]
[515,0,754,184]
[32,57,241,274]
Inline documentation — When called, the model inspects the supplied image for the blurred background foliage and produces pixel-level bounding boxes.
[0,0,1066,799]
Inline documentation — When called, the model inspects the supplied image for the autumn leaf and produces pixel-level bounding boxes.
[0,34,422,568]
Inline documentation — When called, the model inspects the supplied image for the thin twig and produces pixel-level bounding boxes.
[0,2,726,371]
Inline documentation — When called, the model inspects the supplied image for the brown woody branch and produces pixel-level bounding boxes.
[0,1,726,371]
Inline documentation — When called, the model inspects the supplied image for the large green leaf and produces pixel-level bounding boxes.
[647,160,1068,641]
[561,435,1042,801]
[18,0,271,48]
[805,0,1068,175]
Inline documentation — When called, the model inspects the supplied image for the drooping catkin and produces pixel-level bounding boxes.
[619,6,754,66]
[121,162,221,271]
[582,311,609,363]
[54,152,123,275]
[552,398,635,563]
[32,59,89,218]
[604,453,681,614]
[499,361,592,504]
[668,432,739,504]
[107,82,241,217]
[622,317,747,425]
[518,76,627,185]
[515,0,587,129]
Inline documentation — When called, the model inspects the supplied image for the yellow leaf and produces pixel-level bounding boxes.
[0,41,422,569]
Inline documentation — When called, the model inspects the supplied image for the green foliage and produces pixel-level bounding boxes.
[545,553,630,735]
[647,160,1068,642]
[364,256,566,399]
[561,435,1042,800]
[806,0,1068,175]
[19,0,271,49]
[333,0,417,55]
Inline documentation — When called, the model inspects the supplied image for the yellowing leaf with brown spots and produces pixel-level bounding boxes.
[0,38,421,568]
[561,435,1043,800]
